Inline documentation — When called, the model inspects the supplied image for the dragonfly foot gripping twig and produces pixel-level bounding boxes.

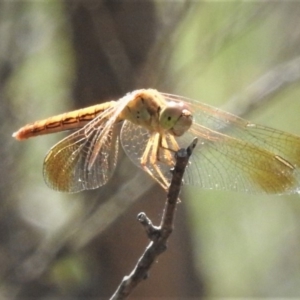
[110,138,198,300]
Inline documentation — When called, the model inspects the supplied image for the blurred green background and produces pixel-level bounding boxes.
[2,1,300,298]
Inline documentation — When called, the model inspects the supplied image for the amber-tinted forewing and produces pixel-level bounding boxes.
[43,92,141,192]
[43,120,119,193]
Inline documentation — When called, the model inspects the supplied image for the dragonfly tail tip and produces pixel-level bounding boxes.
[12,131,23,141]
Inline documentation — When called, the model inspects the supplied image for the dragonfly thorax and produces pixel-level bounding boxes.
[119,89,163,132]
[120,89,193,136]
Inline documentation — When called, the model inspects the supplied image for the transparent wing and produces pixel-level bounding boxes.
[43,92,139,192]
[163,93,300,169]
[178,124,300,194]
[43,120,119,193]
[120,120,175,188]
[121,97,300,194]
[120,120,150,165]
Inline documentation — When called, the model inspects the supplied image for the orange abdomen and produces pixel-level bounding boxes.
[13,101,115,140]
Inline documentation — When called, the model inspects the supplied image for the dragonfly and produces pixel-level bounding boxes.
[13,89,300,194]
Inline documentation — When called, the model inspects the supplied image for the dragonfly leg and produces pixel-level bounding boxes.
[139,133,170,190]
[141,134,156,166]
[156,135,179,166]
[142,164,169,190]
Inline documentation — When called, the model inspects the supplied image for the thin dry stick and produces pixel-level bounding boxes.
[110,138,198,300]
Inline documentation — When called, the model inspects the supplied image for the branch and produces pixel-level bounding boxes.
[110,138,198,300]
[224,55,300,117]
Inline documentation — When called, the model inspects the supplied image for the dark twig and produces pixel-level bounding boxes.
[110,138,198,300]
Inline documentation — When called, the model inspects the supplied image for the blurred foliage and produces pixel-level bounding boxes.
[171,3,300,297]
[2,0,300,298]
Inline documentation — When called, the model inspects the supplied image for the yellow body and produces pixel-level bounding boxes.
[13,89,300,194]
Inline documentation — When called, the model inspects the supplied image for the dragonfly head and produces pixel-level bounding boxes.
[159,102,193,136]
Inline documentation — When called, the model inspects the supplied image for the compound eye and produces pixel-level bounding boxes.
[159,105,182,130]
[159,102,193,136]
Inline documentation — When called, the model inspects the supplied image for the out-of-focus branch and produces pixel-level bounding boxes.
[110,138,198,300]
[224,56,300,117]
[13,170,156,284]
